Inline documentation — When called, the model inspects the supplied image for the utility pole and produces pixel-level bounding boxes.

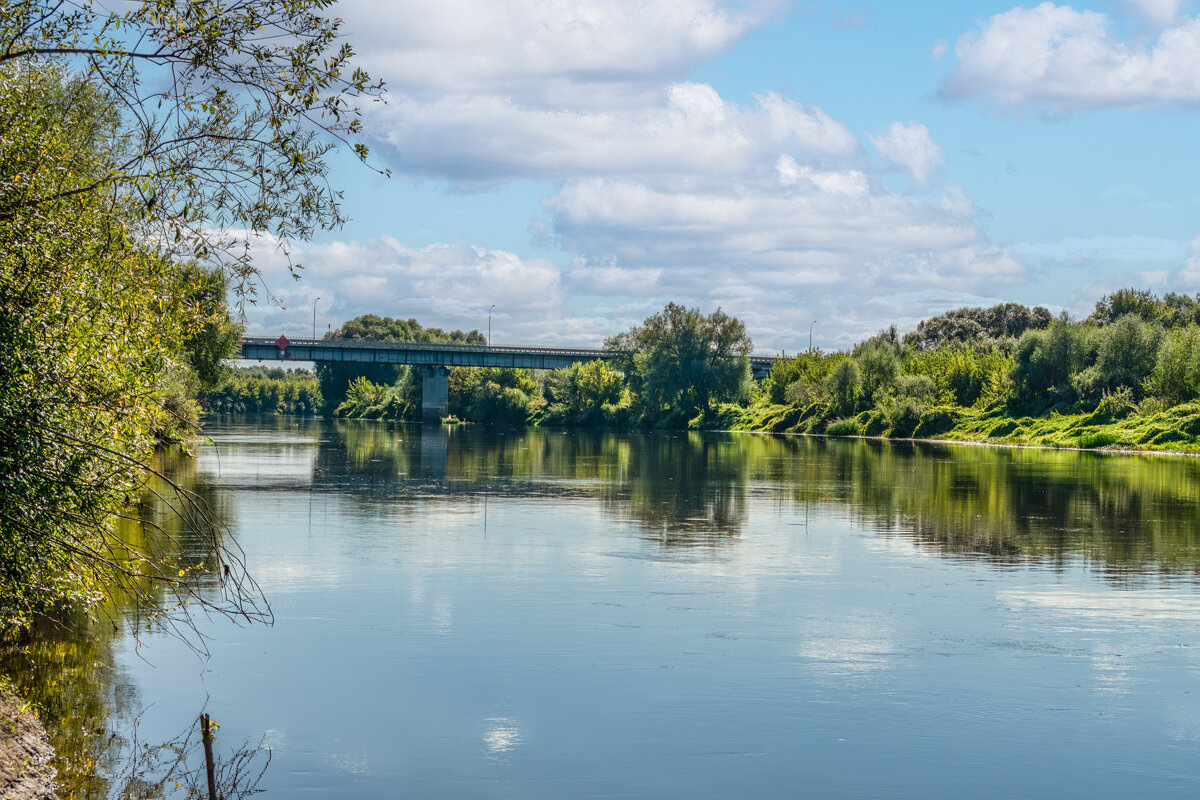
[489,304,496,346]
[313,296,321,340]
[809,320,817,352]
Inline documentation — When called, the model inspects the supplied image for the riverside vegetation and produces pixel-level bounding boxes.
[229,290,1200,455]
[1,0,379,664]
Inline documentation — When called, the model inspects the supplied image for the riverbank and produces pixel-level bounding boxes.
[0,689,57,800]
[718,399,1200,455]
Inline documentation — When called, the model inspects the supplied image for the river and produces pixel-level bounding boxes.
[8,417,1200,798]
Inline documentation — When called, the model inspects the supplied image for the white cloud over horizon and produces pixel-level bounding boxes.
[940,3,1200,113]
[229,0,1200,352]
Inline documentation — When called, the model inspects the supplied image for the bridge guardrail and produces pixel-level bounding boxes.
[240,337,784,365]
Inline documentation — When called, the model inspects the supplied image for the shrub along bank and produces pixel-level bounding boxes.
[723,290,1200,453]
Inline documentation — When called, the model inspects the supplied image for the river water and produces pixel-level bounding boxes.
[9,417,1200,798]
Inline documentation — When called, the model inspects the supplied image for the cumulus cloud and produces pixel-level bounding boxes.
[238,237,565,343]
[940,3,1200,112]
[868,122,946,187]
[369,85,860,186]
[257,0,1033,350]
[339,0,778,101]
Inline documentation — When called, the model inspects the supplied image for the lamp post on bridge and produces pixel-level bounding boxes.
[313,296,321,341]
[809,320,817,352]
[489,304,496,347]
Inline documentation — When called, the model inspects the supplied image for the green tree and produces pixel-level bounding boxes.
[1010,320,1090,408]
[317,315,486,414]
[606,303,752,425]
[853,341,900,406]
[1148,325,1200,406]
[0,67,263,633]
[0,0,383,289]
[544,361,626,425]
[1093,314,1161,398]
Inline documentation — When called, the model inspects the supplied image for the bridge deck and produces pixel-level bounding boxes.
[238,337,780,378]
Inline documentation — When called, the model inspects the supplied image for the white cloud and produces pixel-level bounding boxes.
[1171,234,1200,285]
[247,0,1037,350]
[340,0,778,101]
[940,3,1200,112]
[237,237,564,343]
[369,85,860,186]
[868,122,946,187]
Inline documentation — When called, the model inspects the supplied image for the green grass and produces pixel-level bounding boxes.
[729,397,1200,454]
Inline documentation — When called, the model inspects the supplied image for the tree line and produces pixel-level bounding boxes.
[215,289,1200,453]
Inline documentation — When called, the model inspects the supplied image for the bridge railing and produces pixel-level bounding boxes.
[240,337,785,367]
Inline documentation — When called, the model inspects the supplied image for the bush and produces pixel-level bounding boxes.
[1094,314,1160,398]
[1078,431,1118,449]
[1147,325,1200,406]
[825,418,861,437]
[854,341,900,404]
[1092,386,1137,419]
[912,407,958,439]
[894,374,936,401]
[1010,321,1090,408]
[823,359,862,416]
[883,396,925,438]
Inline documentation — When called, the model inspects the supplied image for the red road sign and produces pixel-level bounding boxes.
[275,335,289,352]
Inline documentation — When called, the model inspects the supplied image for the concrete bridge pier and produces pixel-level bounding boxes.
[421,366,451,423]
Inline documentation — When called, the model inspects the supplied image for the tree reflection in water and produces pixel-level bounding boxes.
[0,447,270,799]
[321,420,1200,574]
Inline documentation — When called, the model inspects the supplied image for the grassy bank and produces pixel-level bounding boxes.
[718,399,1200,454]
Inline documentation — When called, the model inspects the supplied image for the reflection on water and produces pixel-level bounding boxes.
[299,418,1200,572]
[8,417,1200,798]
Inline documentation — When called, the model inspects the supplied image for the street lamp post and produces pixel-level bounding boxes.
[313,296,321,340]
[809,320,817,352]
[489,304,496,346]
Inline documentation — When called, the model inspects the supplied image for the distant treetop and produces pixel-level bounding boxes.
[329,314,486,345]
[903,302,1052,350]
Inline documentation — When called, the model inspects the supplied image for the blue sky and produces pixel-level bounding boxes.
[244,0,1200,352]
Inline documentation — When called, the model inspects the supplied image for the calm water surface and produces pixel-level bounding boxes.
[11,417,1200,798]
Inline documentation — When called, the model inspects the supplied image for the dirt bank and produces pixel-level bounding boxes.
[1,690,58,800]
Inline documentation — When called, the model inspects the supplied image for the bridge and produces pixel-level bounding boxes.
[239,336,781,421]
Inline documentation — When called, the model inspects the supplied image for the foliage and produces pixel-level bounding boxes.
[822,359,861,417]
[903,347,1012,407]
[1092,386,1137,420]
[903,302,1051,350]
[606,303,752,425]
[853,340,901,405]
[0,65,261,635]
[825,418,861,437]
[335,377,410,420]
[894,374,936,401]
[205,367,322,415]
[543,361,627,426]
[318,315,485,413]
[763,350,844,405]
[1092,314,1161,399]
[1147,325,1200,406]
[0,0,383,289]
[449,367,540,426]
[175,264,243,390]
[1010,320,1091,409]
